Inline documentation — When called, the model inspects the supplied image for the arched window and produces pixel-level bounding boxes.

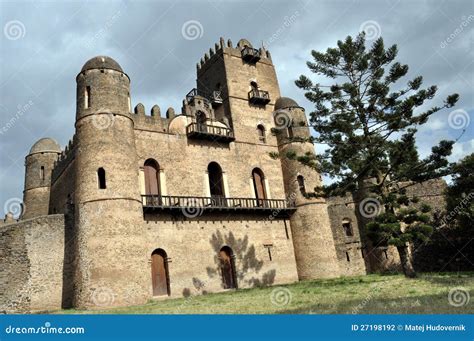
[97,168,106,189]
[151,248,170,296]
[144,159,160,195]
[196,111,207,133]
[250,81,258,92]
[252,168,267,206]
[297,175,306,195]
[85,86,91,109]
[342,218,353,237]
[208,162,225,200]
[219,246,237,289]
[287,125,294,139]
[257,124,266,143]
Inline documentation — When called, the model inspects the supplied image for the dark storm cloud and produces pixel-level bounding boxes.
[1,0,472,212]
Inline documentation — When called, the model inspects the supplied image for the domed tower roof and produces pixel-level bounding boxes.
[81,56,123,72]
[29,137,61,154]
[274,97,301,110]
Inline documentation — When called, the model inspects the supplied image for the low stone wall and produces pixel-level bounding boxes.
[327,194,367,277]
[0,215,66,313]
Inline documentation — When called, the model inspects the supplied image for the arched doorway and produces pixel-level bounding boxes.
[144,159,160,195]
[151,249,170,296]
[208,162,225,206]
[219,246,237,289]
[196,111,207,133]
[252,168,267,207]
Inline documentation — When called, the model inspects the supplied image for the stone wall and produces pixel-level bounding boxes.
[140,213,298,297]
[0,215,66,313]
[326,194,367,277]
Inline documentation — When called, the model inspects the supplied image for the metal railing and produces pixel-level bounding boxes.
[248,89,270,104]
[186,88,223,106]
[142,195,295,212]
[186,122,234,140]
[241,47,261,62]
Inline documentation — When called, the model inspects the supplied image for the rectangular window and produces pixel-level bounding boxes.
[40,166,45,181]
[346,251,350,262]
[85,86,91,109]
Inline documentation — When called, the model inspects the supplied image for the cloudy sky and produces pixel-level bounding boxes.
[0,0,472,215]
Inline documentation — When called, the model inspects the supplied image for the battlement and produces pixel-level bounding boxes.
[196,37,273,75]
[131,103,174,132]
[51,136,76,183]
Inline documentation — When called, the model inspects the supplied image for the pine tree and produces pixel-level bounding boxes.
[292,33,459,277]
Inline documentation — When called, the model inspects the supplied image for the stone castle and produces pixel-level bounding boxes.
[0,38,446,313]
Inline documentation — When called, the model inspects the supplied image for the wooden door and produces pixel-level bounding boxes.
[144,162,160,195]
[151,251,169,296]
[253,169,266,206]
[220,248,236,289]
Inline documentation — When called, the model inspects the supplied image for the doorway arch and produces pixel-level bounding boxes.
[219,246,237,289]
[252,168,267,207]
[151,248,170,296]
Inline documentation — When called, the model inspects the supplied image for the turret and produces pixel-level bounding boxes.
[274,97,341,279]
[73,56,148,308]
[22,138,61,219]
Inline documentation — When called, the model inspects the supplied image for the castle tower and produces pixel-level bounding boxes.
[196,38,280,143]
[22,138,61,219]
[73,56,148,308]
[274,97,341,279]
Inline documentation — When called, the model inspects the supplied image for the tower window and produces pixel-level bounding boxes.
[287,126,294,139]
[384,250,388,259]
[250,81,258,91]
[257,124,266,143]
[40,166,45,181]
[97,167,106,189]
[346,251,350,262]
[342,218,353,237]
[297,175,306,195]
[85,86,91,109]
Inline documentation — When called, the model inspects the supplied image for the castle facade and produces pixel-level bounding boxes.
[0,38,446,313]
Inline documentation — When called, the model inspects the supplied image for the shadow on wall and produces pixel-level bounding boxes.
[206,230,276,288]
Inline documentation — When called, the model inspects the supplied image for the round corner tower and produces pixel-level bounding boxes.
[274,97,340,280]
[73,56,148,308]
[22,138,61,219]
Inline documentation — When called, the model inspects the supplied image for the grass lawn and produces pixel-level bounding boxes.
[59,272,473,314]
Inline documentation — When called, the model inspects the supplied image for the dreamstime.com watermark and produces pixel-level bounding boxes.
[84,10,122,49]
[440,15,474,48]
[265,11,300,47]
[0,100,34,135]
[5,322,85,335]
[440,191,473,227]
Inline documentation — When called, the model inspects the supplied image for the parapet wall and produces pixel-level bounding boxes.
[0,215,66,313]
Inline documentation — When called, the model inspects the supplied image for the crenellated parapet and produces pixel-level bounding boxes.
[51,136,76,184]
[131,102,172,133]
[196,37,273,76]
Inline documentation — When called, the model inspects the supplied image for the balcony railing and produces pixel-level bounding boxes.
[186,122,235,142]
[248,89,270,105]
[241,47,261,63]
[142,195,296,217]
[186,88,223,107]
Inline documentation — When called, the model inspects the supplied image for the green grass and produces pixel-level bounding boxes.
[58,272,474,314]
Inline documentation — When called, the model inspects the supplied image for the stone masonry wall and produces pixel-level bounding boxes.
[0,215,66,313]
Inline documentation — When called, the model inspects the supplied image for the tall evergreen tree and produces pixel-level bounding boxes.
[291,33,459,277]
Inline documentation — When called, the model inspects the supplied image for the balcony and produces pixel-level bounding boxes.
[186,88,223,108]
[186,123,235,143]
[241,47,261,63]
[142,195,296,218]
[248,89,270,105]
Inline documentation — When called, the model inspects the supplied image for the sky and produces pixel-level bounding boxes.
[0,0,473,216]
